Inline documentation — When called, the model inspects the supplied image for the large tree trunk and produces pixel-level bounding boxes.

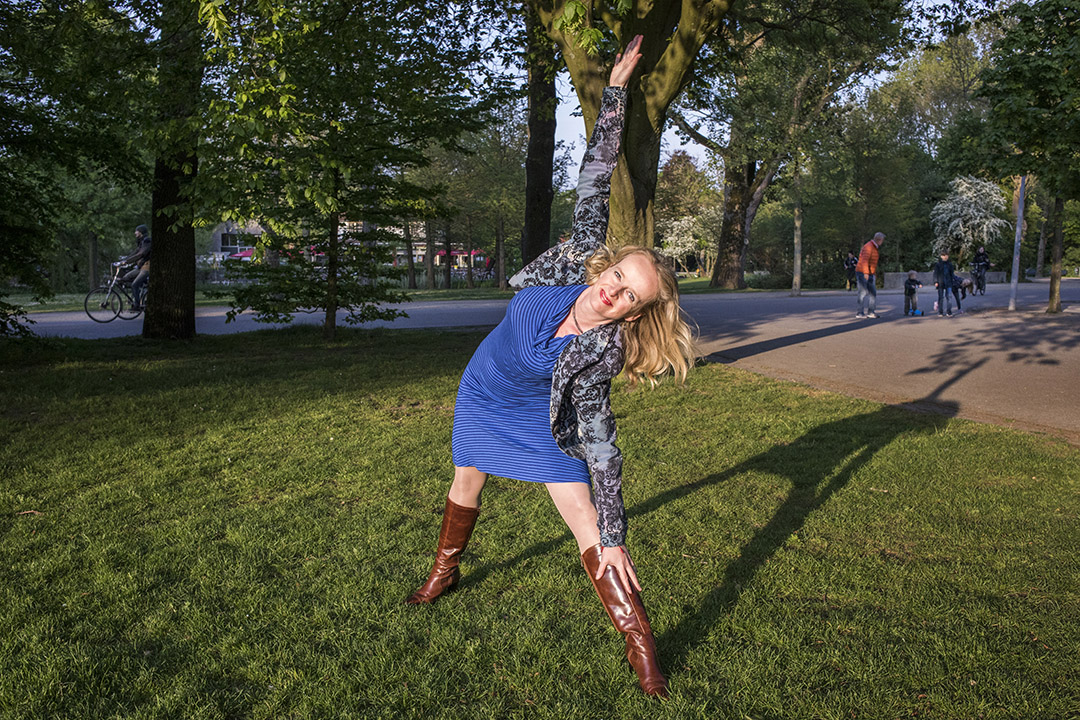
[609,110,662,248]
[675,109,781,290]
[710,160,751,289]
[522,6,558,265]
[144,0,202,340]
[323,210,340,340]
[146,155,197,339]
[403,221,417,290]
[1048,196,1064,314]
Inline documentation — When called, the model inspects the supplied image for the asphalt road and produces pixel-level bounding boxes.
[26,280,1080,445]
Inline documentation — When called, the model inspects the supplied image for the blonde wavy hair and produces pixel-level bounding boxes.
[584,245,697,388]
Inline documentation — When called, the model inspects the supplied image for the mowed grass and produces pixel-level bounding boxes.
[0,328,1076,720]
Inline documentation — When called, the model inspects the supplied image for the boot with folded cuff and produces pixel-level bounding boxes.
[581,544,669,698]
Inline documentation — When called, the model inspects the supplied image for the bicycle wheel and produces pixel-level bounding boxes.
[84,288,121,323]
[117,291,142,320]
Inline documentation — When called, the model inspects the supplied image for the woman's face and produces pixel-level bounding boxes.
[586,253,660,323]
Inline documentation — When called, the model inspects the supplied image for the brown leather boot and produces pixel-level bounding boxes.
[581,544,669,698]
[405,498,480,605]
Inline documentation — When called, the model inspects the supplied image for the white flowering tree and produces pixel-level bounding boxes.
[930,176,1012,258]
[656,215,700,272]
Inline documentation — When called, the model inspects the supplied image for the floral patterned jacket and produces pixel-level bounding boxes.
[508,86,629,548]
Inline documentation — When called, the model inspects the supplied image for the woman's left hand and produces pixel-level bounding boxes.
[609,35,643,88]
[595,544,641,592]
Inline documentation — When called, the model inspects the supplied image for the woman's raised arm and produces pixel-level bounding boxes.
[570,35,643,252]
[509,37,642,289]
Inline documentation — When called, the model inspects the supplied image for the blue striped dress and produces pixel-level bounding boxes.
[452,284,591,484]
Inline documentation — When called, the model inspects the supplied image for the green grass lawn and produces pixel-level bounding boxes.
[1,328,1076,719]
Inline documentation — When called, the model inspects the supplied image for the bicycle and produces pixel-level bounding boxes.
[84,262,146,323]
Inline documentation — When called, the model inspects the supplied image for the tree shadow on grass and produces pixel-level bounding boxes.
[0,326,483,406]
[462,362,975,666]
[651,367,971,672]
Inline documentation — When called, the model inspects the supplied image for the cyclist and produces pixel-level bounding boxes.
[971,246,991,295]
[121,224,152,310]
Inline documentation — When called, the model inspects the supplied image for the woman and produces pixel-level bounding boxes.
[406,36,694,699]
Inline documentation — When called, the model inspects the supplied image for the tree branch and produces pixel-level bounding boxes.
[669,110,722,153]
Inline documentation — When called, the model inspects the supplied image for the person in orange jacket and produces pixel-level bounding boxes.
[855,232,885,318]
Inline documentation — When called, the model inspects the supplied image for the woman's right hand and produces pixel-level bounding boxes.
[609,35,643,88]
[595,544,641,592]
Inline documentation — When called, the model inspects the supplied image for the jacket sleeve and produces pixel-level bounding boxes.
[509,86,627,289]
[126,243,148,264]
[569,375,627,548]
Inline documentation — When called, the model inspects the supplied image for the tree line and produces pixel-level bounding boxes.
[2,0,1076,338]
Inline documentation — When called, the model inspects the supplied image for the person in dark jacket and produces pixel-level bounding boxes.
[405,37,693,699]
[122,224,151,309]
[904,271,923,316]
[843,251,857,290]
[933,252,956,316]
[971,246,991,295]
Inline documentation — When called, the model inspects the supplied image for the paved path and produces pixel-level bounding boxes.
[686,282,1080,446]
[28,280,1080,445]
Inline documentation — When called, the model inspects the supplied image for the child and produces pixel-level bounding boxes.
[904,271,922,316]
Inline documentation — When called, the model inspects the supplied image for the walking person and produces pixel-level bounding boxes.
[971,246,991,295]
[405,36,694,699]
[855,232,885,318]
[934,251,956,317]
[843,251,857,291]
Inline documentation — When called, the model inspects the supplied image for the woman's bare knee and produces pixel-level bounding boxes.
[449,466,487,507]
[546,482,600,552]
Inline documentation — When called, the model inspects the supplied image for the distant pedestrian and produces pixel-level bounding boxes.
[971,246,991,295]
[933,252,955,317]
[904,271,922,316]
[855,233,884,318]
[843,251,857,291]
